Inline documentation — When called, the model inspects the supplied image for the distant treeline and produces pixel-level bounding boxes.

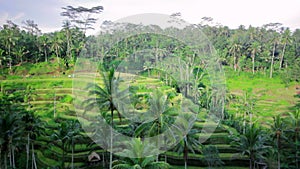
[0,17,300,81]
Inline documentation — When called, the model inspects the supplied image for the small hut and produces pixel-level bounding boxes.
[88,152,101,165]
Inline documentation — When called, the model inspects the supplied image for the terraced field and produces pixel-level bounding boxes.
[1,73,248,168]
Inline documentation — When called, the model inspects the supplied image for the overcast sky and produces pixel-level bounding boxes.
[1,0,300,34]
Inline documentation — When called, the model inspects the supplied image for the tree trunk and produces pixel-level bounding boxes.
[9,143,12,168]
[8,45,11,71]
[277,134,280,169]
[44,49,47,62]
[4,152,7,169]
[12,146,15,169]
[252,52,255,74]
[32,143,37,169]
[279,43,286,70]
[270,43,276,78]
[26,134,30,169]
[0,148,2,169]
[71,142,74,169]
[102,152,105,168]
[109,108,113,169]
[55,47,60,64]
[184,138,188,169]
[62,144,65,169]
[296,131,299,169]
[234,54,237,72]
[243,111,246,134]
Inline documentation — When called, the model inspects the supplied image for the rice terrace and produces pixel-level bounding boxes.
[0,1,300,169]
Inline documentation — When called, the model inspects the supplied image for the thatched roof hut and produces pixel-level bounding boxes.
[88,152,101,162]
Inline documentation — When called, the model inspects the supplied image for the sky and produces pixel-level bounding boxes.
[0,0,300,35]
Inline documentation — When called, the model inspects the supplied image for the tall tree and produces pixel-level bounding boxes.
[249,41,261,74]
[84,67,125,169]
[279,28,292,69]
[229,41,242,72]
[61,5,103,34]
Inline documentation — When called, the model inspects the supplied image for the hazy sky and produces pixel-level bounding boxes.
[1,0,300,34]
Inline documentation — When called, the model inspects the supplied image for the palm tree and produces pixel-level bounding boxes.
[240,89,256,134]
[0,110,23,169]
[134,89,175,161]
[2,28,18,71]
[51,33,63,64]
[12,46,28,65]
[0,93,25,169]
[231,123,268,169]
[38,35,49,62]
[270,115,286,169]
[0,48,5,72]
[173,113,201,169]
[270,34,279,78]
[202,145,224,168]
[65,120,82,169]
[84,67,125,169]
[112,138,170,169]
[229,42,242,71]
[90,116,113,168]
[287,110,300,168]
[51,121,69,169]
[22,112,45,169]
[248,41,261,74]
[279,28,292,69]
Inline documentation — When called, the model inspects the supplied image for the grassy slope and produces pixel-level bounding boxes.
[225,69,299,123]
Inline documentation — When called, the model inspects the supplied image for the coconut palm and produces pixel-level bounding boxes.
[286,110,300,168]
[269,115,287,169]
[248,41,261,74]
[65,120,83,169]
[0,93,25,169]
[50,32,63,64]
[90,116,112,168]
[22,111,45,169]
[134,89,176,162]
[279,28,292,69]
[84,67,127,169]
[229,42,242,72]
[112,138,170,169]
[202,145,224,168]
[173,113,201,169]
[232,123,269,169]
[51,121,70,169]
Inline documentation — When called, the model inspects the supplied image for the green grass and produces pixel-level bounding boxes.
[225,69,299,123]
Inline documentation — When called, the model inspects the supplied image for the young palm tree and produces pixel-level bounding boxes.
[231,123,268,169]
[174,128,201,169]
[51,121,69,169]
[134,89,175,162]
[0,93,25,169]
[22,112,45,169]
[112,138,170,169]
[65,120,83,169]
[90,116,112,168]
[202,145,224,168]
[84,67,126,169]
[269,114,287,169]
[173,113,201,169]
